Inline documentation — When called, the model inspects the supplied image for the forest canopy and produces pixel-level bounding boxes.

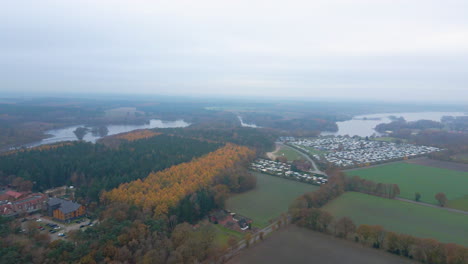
[0,134,221,201]
[102,143,255,218]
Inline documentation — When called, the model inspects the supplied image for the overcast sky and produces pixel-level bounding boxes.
[1,0,467,102]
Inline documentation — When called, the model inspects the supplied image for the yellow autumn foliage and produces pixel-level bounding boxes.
[102,144,254,217]
[113,130,161,141]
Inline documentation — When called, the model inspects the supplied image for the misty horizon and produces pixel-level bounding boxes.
[1,0,468,102]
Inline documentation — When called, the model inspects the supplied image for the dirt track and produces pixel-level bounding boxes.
[228,225,417,264]
[395,197,468,215]
[266,144,281,160]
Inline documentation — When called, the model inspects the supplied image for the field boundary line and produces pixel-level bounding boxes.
[395,197,468,215]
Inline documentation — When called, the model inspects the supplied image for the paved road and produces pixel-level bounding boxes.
[279,143,326,175]
[395,197,468,215]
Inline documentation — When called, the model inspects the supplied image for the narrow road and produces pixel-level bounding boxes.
[395,197,468,215]
[278,142,326,175]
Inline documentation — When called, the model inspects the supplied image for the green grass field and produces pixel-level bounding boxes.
[347,162,468,205]
[452,153,468,163]
[226,172,318,228]
[302,146,327,156]
[275,146,304,161]
[214,224,243,246]
[447,195,468,211]
[324,192,468,246]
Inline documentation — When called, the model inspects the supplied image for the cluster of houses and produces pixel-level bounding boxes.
[278,136,296,142]
[251,159,328,185]
[209,210,253,231]
[289,137,440,168]
[0,190,48,216]
[0,187,86,222]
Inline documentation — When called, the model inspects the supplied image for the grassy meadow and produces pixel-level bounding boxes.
[302,145,327,156]
[447,195,468,211]
[214,224,243,246]
[226,172,318,228]
[347,162,468,205]
[324,192,468,246]
[275,146,304,161]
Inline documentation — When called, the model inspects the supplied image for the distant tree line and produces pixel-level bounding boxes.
[161,127,278,154]
[289,169,400,210]
[441,116,468,132]
[346,175,400,199]
[240,112,339,133]
[375,120,444,133]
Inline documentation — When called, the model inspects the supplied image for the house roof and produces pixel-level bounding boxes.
[5,190,23,199]
[0,194,10,201]
[14,194,46,205]
[48,197,82,214]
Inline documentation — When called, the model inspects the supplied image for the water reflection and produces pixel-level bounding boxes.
[26,119,190,148]
[322,112,467,137]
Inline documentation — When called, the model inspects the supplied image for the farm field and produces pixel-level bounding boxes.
[447,195,468,211]
[406,158,468,172]
[346,162,468,205]
[324,192,468,246]
[226,172,318,228]
[227,225,418,264]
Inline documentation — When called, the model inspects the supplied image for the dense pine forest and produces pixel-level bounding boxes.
[0,134,221,201]
[161,127,278,154]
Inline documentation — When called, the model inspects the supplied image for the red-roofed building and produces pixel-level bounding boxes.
[5,190,24,200]
[0,193,47,217]
[0,193,10,201]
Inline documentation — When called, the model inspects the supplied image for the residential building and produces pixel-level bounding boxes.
[47,198,86,222]
[0,192,48,217]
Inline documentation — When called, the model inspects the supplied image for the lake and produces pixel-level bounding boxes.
[322,112,467,137]
[25,119,190,148]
